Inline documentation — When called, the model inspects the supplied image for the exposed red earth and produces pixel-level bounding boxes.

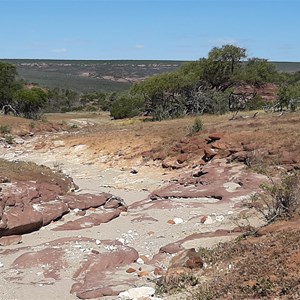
[0,111,300,299]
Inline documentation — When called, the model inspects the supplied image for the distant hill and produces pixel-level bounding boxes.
[271,61,300,73]
[1,59,300,93]
[1,59,185,93]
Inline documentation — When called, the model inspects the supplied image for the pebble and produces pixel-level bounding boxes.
[0,262,3,268]
[203,216,214,225]
[173,217,184,224]
[136,257,144,264]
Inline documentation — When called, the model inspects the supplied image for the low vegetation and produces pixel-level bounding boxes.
[252,173,300,223]
[1,44,300,120]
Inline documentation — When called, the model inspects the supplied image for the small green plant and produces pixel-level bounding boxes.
[29,121,35,129]
[70,124,78,129]
[0,125,11,134]
[5,135,14,144]
[190,117,203,134]
[156,272,199,296]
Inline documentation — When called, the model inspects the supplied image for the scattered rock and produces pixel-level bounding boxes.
[118,286,155,299]
[126,267,136,273]
[200,215,207,224]
[168,248,203,270]
[130,168,138,174]
[137,270,149,277]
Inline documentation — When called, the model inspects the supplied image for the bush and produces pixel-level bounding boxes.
[110,94,144,119]
[0,125,11,134]
[251,173,300,223]
[190,117,203,134]
[245,95,267,111]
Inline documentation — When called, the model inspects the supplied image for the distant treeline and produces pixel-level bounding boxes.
[1,47,300,119]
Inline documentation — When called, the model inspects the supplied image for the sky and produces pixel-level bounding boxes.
[0,0,300,61]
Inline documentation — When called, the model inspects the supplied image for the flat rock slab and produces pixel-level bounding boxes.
[1,237,139,299]
[151,159,267,202]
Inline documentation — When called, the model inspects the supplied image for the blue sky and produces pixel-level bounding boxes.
[0,0,299,61]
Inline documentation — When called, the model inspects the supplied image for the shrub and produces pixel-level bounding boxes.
[5,135,14,144]
[0,125,11,134]
[251,173,300,223]
[190,116,203,134]
[110,94,144,119]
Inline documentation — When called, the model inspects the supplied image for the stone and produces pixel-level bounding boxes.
[35,200,69,226]
[0,235,22,246]
[118,286,155,299]
[207,133,223,142]
[126,267,136,273]
[200,215,207,224]
[71,246,139,298]
[154,267,163,276]
[62,192,112,210]
[204,216,214,225]
[136,257,144,264]
[103,195,127,210]
[173,217,184,224]
[137,271,149,277]
[160,243,183,254]
[169,248,203,269]
[52,209,122,231]
[1,205,43,236]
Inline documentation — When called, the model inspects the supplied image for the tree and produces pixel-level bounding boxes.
[237,58,279,87]
[277,84,300,111]
[0,61,20,108]
[13,87,48,119]
[201,45,247,91]
[208,44,246,74]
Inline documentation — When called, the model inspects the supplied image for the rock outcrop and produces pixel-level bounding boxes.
[0,179,127,237]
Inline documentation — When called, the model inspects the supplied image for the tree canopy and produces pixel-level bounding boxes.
[130,44,285,119]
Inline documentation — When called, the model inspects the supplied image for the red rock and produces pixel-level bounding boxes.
[0,235,22,246]
[138,271,149,277]
[126,267,136,273]
[203,147,217,161]
[208,133,223,141]
[177,153,188,164]
[200,216,207,224]
[139,255,150,264]
[230,151,249,163]
[13,247,65,280]
[154,267,163,276]
[52,209,122,231]
[167,219,175,225]
[61,193,111,210]
[1,205,43,236]
[103,196,126,210]
[37,200,69,226]
[211,140,228,150]
[169,248,203,269]
[160,243,183,254]
[71,246,139,299]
